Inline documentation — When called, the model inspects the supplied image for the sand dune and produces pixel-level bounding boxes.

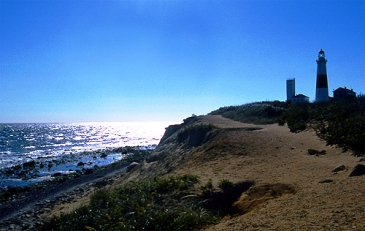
[165,115,365,230]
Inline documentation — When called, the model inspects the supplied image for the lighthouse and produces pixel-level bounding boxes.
[315,49,329,102]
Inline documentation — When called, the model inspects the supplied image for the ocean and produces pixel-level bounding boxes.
[0,122,174,188]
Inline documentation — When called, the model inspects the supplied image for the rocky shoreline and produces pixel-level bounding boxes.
[0,147,151,231]
[0,161,128,230]
[0,146,156,189]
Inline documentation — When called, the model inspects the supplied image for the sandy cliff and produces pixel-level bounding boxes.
[122,115,365,230]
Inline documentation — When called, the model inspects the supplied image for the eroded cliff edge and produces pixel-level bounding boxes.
[119,114,365,230]
[123,115,261,181]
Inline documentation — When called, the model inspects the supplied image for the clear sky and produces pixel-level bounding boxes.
[1,0,364,123]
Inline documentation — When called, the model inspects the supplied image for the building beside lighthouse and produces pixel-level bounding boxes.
[286,78,310,103]
[333,87,356,100]
[286,78,295,102]
[315,49,329,102]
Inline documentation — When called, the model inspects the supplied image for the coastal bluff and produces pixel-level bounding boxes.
[122,115,365,230]
[2,114,364,230]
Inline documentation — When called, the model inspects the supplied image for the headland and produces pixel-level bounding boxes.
[1,114,365,230]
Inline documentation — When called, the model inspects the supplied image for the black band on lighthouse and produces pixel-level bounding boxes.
[316,74,328,88]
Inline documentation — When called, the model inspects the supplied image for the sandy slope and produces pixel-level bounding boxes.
[49,115,365,230]
[168,115,365,230]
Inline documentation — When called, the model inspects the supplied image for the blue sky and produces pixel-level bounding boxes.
[1,0,364,122]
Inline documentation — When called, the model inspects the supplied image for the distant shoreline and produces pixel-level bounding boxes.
[0,145,155,189]
[0,147,153,225]
[0,157,130,223]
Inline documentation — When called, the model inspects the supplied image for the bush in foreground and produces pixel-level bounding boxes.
[38,175,217,231]
[38,175,255,231]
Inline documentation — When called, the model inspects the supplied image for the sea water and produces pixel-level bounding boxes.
[0,122,174,188]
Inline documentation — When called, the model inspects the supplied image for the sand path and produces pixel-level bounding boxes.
[171,115,365,230]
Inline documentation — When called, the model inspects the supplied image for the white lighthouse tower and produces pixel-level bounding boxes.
[315,49,329,102]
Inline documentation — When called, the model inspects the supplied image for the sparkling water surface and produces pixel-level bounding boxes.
[0,122,172,168]
[0,122,174,188]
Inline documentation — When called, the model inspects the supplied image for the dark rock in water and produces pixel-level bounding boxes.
[7,186,29,195]
[127,162,139,172]
[12,165,21,171]
[58,177,67,183]
[18,170,26,176]
[114,147,122,152]
[308,149,326,155]
[349,164,365,177]
[100,153,108,158]
[77,162,85,167]
[5,169,15,175]
[52,172,63,177]
[23,161,36,168]
[114,147,128,154]
[84,168,93,174]
[332,165,346,172]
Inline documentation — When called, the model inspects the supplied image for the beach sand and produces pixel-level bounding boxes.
[172,115,365,230]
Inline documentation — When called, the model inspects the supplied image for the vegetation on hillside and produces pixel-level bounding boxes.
[311,97,365,153]
[209,101,286,125]
[210,97,365,153]
[278,96,365,153]
[38,176,253,231]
